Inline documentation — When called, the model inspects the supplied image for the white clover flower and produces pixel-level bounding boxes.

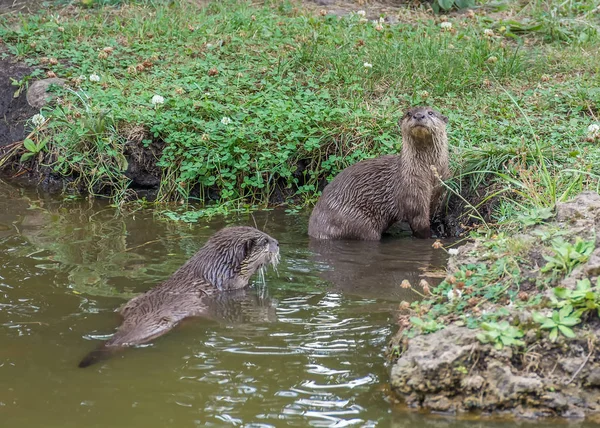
[440,21,453,30]
[89,74,100,82]
[588,124,600,138]
[363,62,373,68]
[32,113,45,127]
[78,75,86,81]
[447,289,462,301]
[483,29,494,38]
[448,248,459,255]
[151,94,165,105]
[221,116,232,125]
[379,17,385,23]
[356,10,366,17]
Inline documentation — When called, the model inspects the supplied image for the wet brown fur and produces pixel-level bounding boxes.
[308,106,450,240]
[78,226,279,367]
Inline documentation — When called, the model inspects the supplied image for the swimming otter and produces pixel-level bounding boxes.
[308,106,450,240]
[78,226,279,367]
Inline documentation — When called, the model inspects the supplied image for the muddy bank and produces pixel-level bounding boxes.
[388,191,600,420]
[0,55,37,147]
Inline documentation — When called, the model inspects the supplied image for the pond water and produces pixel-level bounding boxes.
[0,181,595,427]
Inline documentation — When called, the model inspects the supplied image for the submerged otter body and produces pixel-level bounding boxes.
[308,106,450,240]
[78,226,279,367]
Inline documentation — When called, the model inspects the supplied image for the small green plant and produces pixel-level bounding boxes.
[532,305,582,342]
[476,321,525,350]
[20,137,48,162]
[517,207,554,227]
[10,75,31,98]
[541,237,595,275]
[551,278,600,315]
[410,317,444,334]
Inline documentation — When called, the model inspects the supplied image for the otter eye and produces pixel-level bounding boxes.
[428,111,433,116]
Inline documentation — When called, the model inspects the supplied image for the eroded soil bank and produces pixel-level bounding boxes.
[388,191,600,421]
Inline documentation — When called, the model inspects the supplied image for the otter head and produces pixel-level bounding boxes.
[399,106,448,146]
[197,226,279,291]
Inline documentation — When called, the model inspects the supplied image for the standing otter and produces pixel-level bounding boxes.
[308,106,450,240]
[78,226,279,368]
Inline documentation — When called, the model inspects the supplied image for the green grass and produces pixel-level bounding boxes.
[0,0,599,216]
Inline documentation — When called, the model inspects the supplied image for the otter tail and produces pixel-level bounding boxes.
[78,343,118,368]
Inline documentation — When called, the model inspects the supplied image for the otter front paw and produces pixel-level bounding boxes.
[412,227,431,239]
[409,215,432,239]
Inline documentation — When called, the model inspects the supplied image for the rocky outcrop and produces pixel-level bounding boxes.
[389,192,600,420]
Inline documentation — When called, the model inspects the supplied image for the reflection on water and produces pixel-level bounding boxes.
[309,238,445,302]
[0,181,595,427]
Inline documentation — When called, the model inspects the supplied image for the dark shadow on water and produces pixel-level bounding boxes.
[308,235,448,302]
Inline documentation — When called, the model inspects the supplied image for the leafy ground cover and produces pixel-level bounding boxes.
[0,0,598,221]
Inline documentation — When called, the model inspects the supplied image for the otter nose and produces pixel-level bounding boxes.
[269,239,279,252]
[414,113,425,121]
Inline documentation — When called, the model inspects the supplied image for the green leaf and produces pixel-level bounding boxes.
[20,152,34,162]
[541,319,557,329]
[476,333,489,344]
[410,317,424,327]
[36,138,48,151]
[480,322,493,331]
[553,287,570,299]
[532,312,548,323]
[23,138,37,152]
[438,0,455,11]
[559,304,574,319]
[455,0,474,8]
[558,325,576,338]
[576,279,591,291]
[560,317,581,327]
[549,327,559,342]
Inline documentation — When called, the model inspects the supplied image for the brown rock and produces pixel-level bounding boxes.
[26,78,66,108]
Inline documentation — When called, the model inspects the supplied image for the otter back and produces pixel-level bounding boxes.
[308,155,401,240]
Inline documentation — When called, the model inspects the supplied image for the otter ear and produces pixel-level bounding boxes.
[239,239,254,262]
